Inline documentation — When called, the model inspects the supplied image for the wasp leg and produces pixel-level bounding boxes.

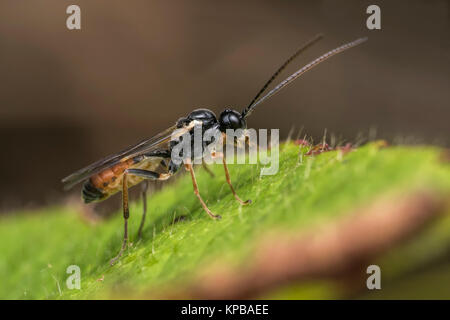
[211,151,251,205]
[202,161,215,178]
[222,156,251,205]
[126,168,172,181]
[110,171,131,266]
[110,169,172,265]
[137,180,149,240]
[185,160,221,220]
[125,168,171,239]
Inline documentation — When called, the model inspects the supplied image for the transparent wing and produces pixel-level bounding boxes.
[62,124,180,190]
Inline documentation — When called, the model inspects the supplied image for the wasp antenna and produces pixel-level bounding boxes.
[242,37,368,118]
[242,34,324,118]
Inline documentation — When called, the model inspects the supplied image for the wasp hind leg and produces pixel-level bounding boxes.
[110,171,131,266]
[137,180,148,240]
[185,160,221,220]
[110,169,172,266]
[129,169,172,240]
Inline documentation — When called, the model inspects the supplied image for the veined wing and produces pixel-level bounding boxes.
[62,124,190,190]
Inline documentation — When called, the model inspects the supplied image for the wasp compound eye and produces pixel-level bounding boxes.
[219,109,246,131]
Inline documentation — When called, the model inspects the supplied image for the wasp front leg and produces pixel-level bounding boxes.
[211,151,251,206]
[184,159,221,220]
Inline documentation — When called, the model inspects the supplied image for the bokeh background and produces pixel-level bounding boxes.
[0,0,448,213]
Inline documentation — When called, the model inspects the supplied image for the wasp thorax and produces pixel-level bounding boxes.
[178,108,218,129]
[219,109,246,132]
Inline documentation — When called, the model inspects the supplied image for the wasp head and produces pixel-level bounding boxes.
[218,109,246,132]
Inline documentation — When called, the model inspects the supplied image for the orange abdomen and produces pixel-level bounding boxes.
[82,158,135,203]
[91,158,135,189]
[82,157,163,203]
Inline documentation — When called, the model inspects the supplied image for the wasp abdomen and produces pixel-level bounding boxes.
[85,158,136,202]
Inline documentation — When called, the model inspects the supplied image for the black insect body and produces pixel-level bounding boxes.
[62,35,367,265]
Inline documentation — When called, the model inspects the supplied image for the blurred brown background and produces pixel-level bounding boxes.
[0,0,448,213]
